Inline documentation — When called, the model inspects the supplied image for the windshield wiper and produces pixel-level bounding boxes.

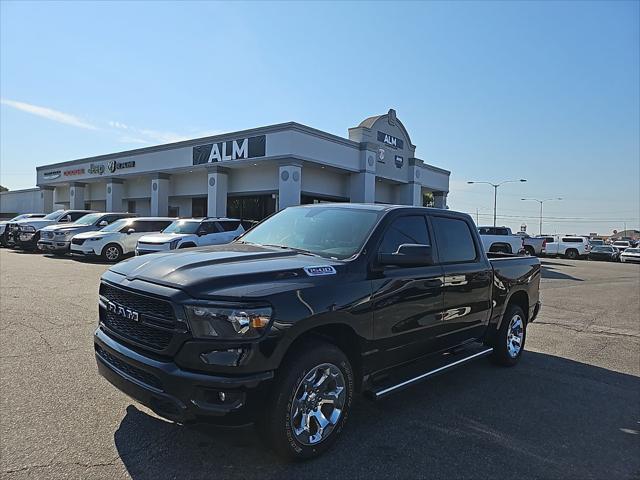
[260,244,323,258]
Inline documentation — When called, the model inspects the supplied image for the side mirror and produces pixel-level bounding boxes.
[127,228,135,235]
[98,220,108,227]
[378,244,434,267]
[197,230,206,237]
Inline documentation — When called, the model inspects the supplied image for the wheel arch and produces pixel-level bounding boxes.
[278,322,364,391]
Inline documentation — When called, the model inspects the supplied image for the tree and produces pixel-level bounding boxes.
[0,185,8,192]
[422,191,434,207]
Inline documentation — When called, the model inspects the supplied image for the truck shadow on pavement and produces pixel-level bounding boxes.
[113,352,639,480]
[541,264,583,281]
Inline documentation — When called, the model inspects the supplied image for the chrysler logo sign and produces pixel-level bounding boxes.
[107,300,139,322]
[192,135,266,165]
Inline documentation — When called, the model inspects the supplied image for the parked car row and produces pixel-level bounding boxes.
[0,209,252,263]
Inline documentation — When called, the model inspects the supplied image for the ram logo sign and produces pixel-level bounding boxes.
[107,301,139,322]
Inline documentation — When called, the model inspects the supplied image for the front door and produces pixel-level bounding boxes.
[430,215,492,348]
[371,214,444,368]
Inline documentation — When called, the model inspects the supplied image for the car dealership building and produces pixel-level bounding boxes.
[0,110,450,220]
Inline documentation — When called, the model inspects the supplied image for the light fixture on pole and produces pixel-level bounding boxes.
[467,179,527,227]
[521,197,563,236]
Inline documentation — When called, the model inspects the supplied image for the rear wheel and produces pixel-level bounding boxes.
[257,340,354,461]
[491,304,527,367]
[102,243,123,262]
[523,246,535,256]
[565,249,579,260]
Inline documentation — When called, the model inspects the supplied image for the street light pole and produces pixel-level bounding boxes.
[521,197,563,236]
[467,179,527,227]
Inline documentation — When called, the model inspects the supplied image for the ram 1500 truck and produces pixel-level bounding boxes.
[94,204,541,460]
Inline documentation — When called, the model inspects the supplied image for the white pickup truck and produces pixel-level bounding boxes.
[477,226,525,255]
[540,235,590,260]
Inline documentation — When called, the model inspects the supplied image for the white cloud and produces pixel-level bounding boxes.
[118,136,150,145]
[1,98,98,130]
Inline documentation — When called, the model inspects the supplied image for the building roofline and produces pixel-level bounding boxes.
[36,122,360,171]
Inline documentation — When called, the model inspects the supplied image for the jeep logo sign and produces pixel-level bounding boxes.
[193,135,266,165]
[377,131,404,150]
[107,300,139,322]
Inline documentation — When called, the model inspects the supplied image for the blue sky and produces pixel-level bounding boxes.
[1,1,638,235]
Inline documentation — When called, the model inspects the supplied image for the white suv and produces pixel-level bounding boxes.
[135,218,245,255]
[70,217,175,262]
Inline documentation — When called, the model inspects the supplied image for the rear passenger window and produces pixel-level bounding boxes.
[432,216,477,263]
[378,216,430,254]
[69,212,88,221]
[200,222,217,234]
[562,238,584,243]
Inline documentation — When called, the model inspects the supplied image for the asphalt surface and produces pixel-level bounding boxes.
[1,249,638,479]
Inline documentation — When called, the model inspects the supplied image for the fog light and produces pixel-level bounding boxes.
[218,392,226,402]
[199,348,244,366]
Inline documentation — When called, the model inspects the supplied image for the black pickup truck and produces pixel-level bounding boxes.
[94,204,541,460]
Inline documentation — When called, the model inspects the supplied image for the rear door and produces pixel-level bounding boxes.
[371,213,444,366]
[430,215,492,348]
[197,221,219,245]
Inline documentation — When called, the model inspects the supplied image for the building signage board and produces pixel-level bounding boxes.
[64,168,86,177]
[377,131,404,150]
[192,135,266,165]
[43,170,61,180]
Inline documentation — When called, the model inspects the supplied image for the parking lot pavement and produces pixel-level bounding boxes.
[1,250,639,479]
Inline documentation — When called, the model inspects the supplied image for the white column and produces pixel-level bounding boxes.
[69,183,85,210]
[38,187,54,213]
[207,167,228,217]
[106,180,124,212]
[150,175,170,216]
[278,164,301,210]
[349,150,376,203]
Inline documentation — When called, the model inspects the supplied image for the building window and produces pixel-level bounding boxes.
[192,197,207,218]
[227,194,276,221]
[168,206,180,217]
[127,200,136,213]
[84,202,91,210]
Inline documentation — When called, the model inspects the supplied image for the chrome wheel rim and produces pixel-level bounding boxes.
[506,314,524,358]
[290,363,346,446]
[105,247,120,261]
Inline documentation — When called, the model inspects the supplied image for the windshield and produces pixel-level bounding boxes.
[590,240,604,245]
[162,220,201,234]
[73,213,103,226]
[239,206,383,259]
[624,248,640,254]
[593,246,613,252]
[100,218,133,232]
[613,241,629,246]
[43,210,65,220]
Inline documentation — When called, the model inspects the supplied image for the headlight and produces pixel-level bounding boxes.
[169,238,181,250]
[20,226,36,232]
[184,305,272,339]
[85,237,101,242]
[56,231,73,237]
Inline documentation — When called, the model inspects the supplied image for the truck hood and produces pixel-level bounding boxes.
[14,219,56,229]
[108,243,344,299]
[41,223,92,233]
[138,233,189,244]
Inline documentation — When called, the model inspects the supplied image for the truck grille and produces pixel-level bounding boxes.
[95,344,162,390]
[71,238,85,245]
[99,283,178,351]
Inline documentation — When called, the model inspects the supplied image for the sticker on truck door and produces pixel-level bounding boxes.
[303,266,337,276]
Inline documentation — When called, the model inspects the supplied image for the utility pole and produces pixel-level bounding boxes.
[521,197,563,236]
[467,179,527,227]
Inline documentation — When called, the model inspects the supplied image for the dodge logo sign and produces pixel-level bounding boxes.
[107,301,139,322]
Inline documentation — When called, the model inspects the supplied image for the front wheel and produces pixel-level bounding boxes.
[102,243,123,262]
[491,304,527,366]
[257,340,354,461]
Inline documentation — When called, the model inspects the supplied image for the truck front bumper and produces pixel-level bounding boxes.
[94,328,274,425]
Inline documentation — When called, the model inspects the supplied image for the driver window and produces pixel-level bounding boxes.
[378,216,430,254]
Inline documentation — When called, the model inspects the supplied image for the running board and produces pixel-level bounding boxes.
[367,347,494,400]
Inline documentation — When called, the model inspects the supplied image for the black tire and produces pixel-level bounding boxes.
[102,243,123,262]
[524,246,535,256]
[491,303,527,367]
[565,249,579,260]
[257,340,354,461]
